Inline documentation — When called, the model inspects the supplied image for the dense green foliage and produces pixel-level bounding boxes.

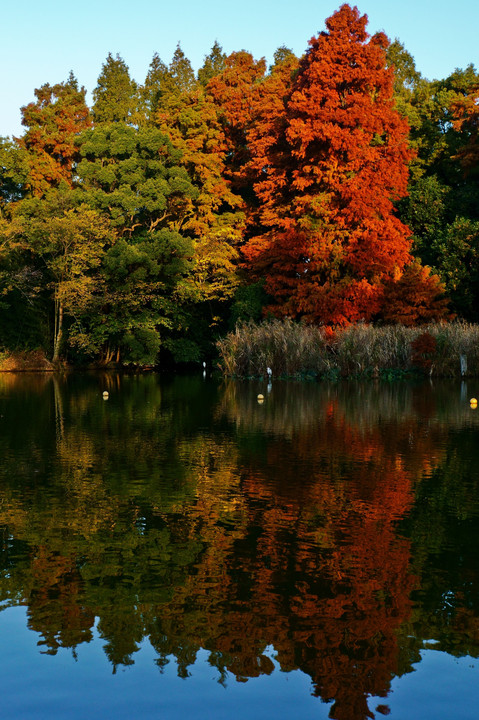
[1,4,479,366]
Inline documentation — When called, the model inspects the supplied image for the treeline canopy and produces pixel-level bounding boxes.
[1,4,478,366]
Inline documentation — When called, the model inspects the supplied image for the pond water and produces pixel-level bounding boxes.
[1,372,479,720]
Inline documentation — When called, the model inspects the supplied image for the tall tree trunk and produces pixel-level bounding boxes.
[52,295,63,364]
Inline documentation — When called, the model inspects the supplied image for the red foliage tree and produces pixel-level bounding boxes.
[452,86,479,171]
[207,51,267,190]
[381,261,451,325]
[18,73,91,197]
[245,49,299,230]
[243,4,414,325]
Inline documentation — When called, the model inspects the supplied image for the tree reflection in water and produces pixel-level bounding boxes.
[1,374,479,719]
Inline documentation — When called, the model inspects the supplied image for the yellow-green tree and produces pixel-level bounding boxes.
[2,186,113,362]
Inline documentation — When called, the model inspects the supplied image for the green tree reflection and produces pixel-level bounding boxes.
[1,374,479,718]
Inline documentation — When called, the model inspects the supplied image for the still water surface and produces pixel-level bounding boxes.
[1,372,479,719]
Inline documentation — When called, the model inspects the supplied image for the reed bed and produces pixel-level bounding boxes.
[216,319,479,378]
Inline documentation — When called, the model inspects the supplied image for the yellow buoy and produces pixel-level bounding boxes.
[470,397,477,408]
[257,394,264,404]
[102,391,109,400]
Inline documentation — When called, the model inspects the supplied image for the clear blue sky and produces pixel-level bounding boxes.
[1,0,477,138]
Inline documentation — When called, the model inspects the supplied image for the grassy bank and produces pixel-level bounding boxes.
[216,319,479,378]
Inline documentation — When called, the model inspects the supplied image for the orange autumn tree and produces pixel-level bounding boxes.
[452,82,479,172]
[243,4,416,325]
[245,48,300,231]
[18,73,91,197]
[381,261,451,325]
[207,51,267,192]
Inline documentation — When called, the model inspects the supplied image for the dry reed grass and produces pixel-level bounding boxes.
[217,320,479,378]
